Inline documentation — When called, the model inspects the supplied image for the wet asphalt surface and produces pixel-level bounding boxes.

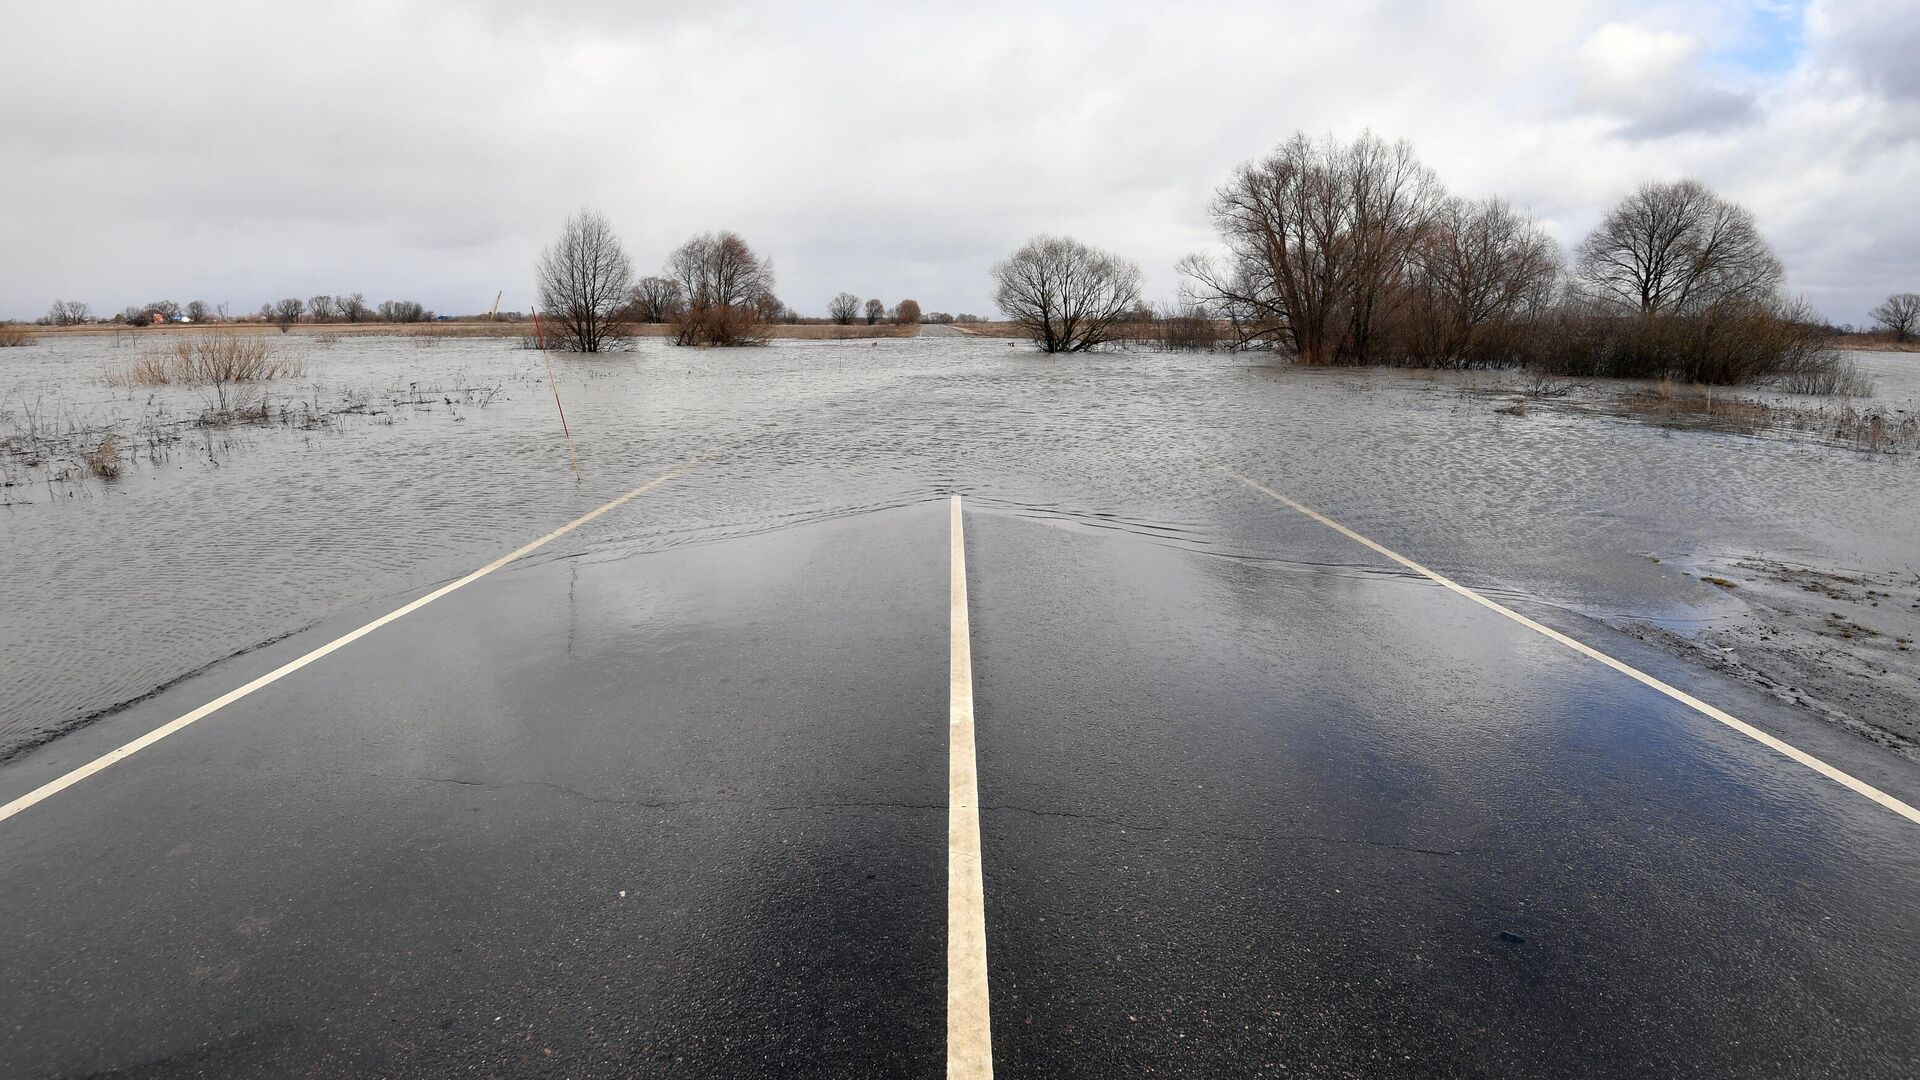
[3,337,1920,1077]
[3,476,1918,1078]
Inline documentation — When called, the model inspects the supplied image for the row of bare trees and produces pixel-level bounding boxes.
[1167,131,1848,385]
[825,293,925,326]
[44,294,427,329]
[537,211,946,351]
[536,212,790,351]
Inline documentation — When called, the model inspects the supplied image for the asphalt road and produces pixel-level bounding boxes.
[2,476,1918,1077]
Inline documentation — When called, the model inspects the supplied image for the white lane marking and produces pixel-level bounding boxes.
[948,494,995,1080]
[0,456,713,827]
[1231,472,1920,827]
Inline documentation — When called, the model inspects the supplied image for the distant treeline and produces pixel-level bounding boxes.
[38,294,442,331]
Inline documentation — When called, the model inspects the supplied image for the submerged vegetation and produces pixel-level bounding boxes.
[107,335,305,388]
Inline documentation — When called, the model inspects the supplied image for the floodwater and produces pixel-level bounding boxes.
[2,332,1917,761]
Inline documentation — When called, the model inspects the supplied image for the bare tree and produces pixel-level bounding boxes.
[273,298,304,331]
[992,235,1143,353]
[308,295,335,323]
[378,300,429,323]
[893,299,922,325]
[628,276,686,323]
[1180,131,1441,364]
[757,293,794,323]
[536,208,635,352]
[828,292,861,325]
[864,298,886,325]
[665,230,775,346]
[1575,179,1783,315]
[1870,292,1920,342]
[337,293,368,323]
[1409,197,1562,365]
[185,300,213,323]
[46,299,90,325]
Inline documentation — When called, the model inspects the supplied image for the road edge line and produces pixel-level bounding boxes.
[948,494,995,1079]
[1229,471,1920,827]
[0,455,712,826]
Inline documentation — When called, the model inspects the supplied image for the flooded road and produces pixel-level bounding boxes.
[4,333,1917,761]
[2,331,1919,1075]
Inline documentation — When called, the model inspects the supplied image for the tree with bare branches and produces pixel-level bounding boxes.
[273,298,304,332]
[308,295,335,323]
[1179,131,1441,364]
[665,230,775,346]
[46,299,90,325]
[1575,179,1782,316]
[992,235,1143,353]
[864,298,885,325]
[1410,197,1562,365]
[629,276,686,323]
[1870,292,1920,342]
[892,299,922,325]
[828,292,861,325]
[536,208,635,352]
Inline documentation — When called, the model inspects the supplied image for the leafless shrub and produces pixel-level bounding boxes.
[993,235,1143,353]
[828,292,861,325]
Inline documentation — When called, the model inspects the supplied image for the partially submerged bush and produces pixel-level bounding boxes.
[109,334,304,387]
[85,435,120,479]
[1534,297,1858,391]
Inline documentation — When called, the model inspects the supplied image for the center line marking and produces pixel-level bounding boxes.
[1228,471,1920,827]
[948,494,994,1080]
[0,454,716,827]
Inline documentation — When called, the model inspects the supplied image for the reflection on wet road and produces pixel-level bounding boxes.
[2,334,1919,1076]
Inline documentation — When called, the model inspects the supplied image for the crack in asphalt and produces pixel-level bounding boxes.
[380,775,1471,855]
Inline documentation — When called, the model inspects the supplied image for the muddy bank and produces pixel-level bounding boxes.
[1614,558,1920,759]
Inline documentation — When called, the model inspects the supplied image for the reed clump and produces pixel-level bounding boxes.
[0,324,35,347]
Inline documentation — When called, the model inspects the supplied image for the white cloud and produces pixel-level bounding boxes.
[1574,23,1758,138]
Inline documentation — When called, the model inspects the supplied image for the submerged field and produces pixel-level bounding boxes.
[2,331,1917,762]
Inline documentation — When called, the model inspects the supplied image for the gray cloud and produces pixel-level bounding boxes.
[2,0,1916,325]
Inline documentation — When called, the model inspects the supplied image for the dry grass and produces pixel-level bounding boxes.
[1618,381,1919,450]
[85,435,121,479]
[0,324,35,347]
[108,335,304,387]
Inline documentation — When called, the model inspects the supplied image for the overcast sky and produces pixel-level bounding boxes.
[4,0,1916,324]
